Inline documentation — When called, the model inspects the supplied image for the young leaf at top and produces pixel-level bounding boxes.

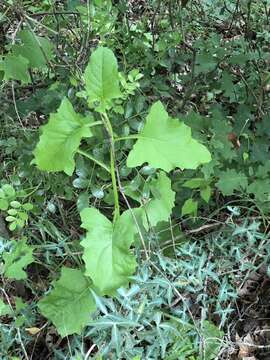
[3,238,34,280]
[33,98,92,176]
[12,30,53,69]
[80,207,142,295]
[38,267,96,337]
[127,101,211,172]
[142,172,175,228]
[83,47,121,112]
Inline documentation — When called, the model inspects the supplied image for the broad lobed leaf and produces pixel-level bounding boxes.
[12,30,53,69]
[127,101,211,172]
[33,98,92,175]
[3,238,34,280]
[80,207,142,295]
[38,267,96,337]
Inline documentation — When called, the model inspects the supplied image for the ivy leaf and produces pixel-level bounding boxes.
[84,47,121,112]
[12,30,53,69]
[2,54,30,84]
[200,186,211,203]
[80,207,142,295]
[3,238,34,280]
[127,101,211,172]
[143,172,175,228]
[38,267,96,337]
[182,198,198,217]
[183,178,205,189]
[216,169,248,195]
[33,98,92,176]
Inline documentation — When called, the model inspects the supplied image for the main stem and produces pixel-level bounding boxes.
[102,112,120,223]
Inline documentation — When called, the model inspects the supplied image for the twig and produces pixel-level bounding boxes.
[11,82,26,133]
[186,222,221,234]
[150,0,161,51]
[84,344,97,360]
[29,11,80,17]
[1,288,29,360]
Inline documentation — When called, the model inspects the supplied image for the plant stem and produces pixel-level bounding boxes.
[114,134,140,142]
[102,112,120,223]
[77,149,110,173]
[88,120,103,128]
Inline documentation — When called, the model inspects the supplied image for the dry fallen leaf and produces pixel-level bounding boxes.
[236,333,256,359]
[25,327,41,335]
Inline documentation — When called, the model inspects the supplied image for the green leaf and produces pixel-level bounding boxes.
[143,172,175,228]
[33,98,92,175]
[12,30,53,69]
[0,198,9,211]
[83,47,121,111]
[127,101,211,172]
[38,267,96,337]
[201,320,224,359]
[216,169,248,196]
[247,179,270,201]
[3,238,34,280]
[2,184,16,198]
[80,207,142,294]
[195,52,217,73]
[0,299,12,316]
[183,178,205,189]
[200,185,211,203]
[181,198,198,217]
[10,201,21,208]
[3,54,30,84]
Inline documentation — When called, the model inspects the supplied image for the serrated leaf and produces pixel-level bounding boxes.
[127,101,211,172]
[12,30,53,68]
[80,207,142,295]
[247,179,270,201]
[3,238,34,280]
[84,47,121,112]
[216,169,248,195]
[3,54,30,83]
[38,267,96,337]
[143,172,175,228]
[33,98,92,175]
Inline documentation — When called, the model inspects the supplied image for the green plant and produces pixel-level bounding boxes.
[1,0,270,358]
[0,184,33,231]
[32,46,211,335]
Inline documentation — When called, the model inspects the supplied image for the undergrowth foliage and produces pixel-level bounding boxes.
[0,0,270,359]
